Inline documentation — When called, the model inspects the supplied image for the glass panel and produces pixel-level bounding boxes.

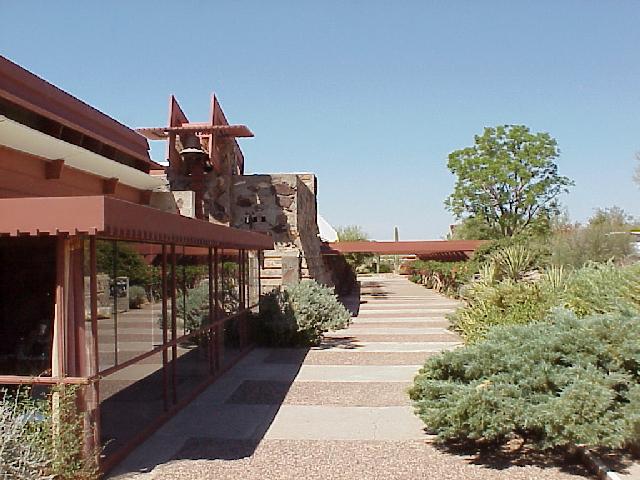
[99,351,164,457]
[0,237,56,376]
[96,240,117,371]
[222,250,243,367]
[252,250,262,307]
[222,250,240,315]
[96,241,164,371]
[115,242,163,366]
[174,246,211,400]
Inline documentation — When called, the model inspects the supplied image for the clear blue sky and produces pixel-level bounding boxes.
[2,1,639,239]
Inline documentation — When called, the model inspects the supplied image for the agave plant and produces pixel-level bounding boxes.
[491,245,533,281]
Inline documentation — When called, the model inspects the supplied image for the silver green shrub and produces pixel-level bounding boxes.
[0,387,98,480]
[0,390,51,479]
[410,310,640,450]
[259,280,351,346]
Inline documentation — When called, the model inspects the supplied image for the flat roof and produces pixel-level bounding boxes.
[0,55,151,166]
[0,196,274,250]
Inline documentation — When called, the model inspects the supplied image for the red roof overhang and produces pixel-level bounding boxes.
[321,240,485,256]
[0,196,274,250]
[0,55,151,166]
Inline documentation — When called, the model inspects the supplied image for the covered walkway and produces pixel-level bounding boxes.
[321,240,484,261]
[111,275,585,480]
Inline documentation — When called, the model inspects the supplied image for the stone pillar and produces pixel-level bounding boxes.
[281,254,301,287]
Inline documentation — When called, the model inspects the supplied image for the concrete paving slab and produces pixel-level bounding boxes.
[159,404,279,439]
[300,351,436,365]
[225,380,412,407]
[326,327,450,335]
[359,308,458,314]
[264,405,426,440]
[295,365,421,382]
[310,341,460,352]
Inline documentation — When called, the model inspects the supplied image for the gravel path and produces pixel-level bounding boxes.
[110,275,589,480]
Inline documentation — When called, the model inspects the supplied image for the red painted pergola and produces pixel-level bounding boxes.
[321,240,484,261]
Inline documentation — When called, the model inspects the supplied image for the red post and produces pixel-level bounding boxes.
[170,244,177,404]
[207,247,214,375]
[161,244,169,411]
[214,247,220,371]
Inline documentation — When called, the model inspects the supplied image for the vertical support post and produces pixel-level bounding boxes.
[52,237,69,378]
[219,248,225,366]
[244,250,249,309]
[170,244,177,404]
[257,250,262,300]
[238,250,242,309]
[112,241,118,367]
[161,244,169,411]
[238,250,244,349]
[89,236,101,455]
[214,247,220,371]
[207,247,214,375]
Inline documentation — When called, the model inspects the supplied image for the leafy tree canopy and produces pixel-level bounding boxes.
[335,225,369,242]
[446,125,573,238]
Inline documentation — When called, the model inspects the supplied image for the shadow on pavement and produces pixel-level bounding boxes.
[109,347,310,476]
[433,441,592,477]
[338,281,361,316]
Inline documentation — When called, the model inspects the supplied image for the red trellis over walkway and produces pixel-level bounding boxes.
[321,240,484,261]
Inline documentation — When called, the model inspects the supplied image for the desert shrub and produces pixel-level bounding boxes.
[550,207,636,267]
[258,280,351,346]
[128,285,147,309]
[471,235,550,269]
[407,260,477,297]
[452,260,640,343]
[0,386,98,479]
[551,227,634,267]
[0,389,50,479]
[450,279,557,343]
[378,263,393,273]
[409,310,640,450]
[179,283,210,333]
[563,262,640,317]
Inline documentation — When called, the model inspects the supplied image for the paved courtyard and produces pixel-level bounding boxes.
[110,275,588,480]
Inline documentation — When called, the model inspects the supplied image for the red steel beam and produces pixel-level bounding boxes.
[321,240,485,256]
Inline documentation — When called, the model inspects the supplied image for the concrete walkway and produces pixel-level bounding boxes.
[111,275,588,480]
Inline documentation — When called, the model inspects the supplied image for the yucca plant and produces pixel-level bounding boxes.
[491,244,533,281]
[541,264,567,292]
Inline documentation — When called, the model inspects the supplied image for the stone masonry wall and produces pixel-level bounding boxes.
[230,173,332,289]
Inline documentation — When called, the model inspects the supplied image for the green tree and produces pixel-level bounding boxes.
[450,216,502,240]
[445,125,573,238]
[335,225,373,271]
[335,225,369,242]
[96,241,152,286]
